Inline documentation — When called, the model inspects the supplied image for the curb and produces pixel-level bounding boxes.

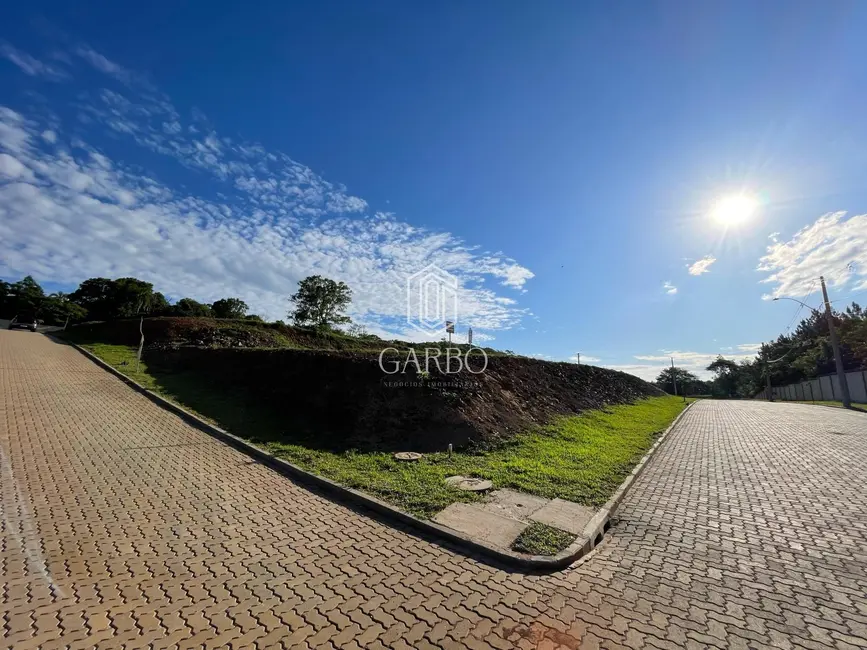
[56,335,694,570]
[772,401,867,415]
[567,399,696,560]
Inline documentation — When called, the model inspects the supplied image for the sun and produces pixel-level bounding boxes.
[711,194,758,226]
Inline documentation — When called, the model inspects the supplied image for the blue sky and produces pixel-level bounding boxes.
[2,1,867,379]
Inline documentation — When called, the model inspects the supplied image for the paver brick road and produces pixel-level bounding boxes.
[2,331,867,649]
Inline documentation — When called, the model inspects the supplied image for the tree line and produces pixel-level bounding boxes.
[658,301,867,397]
[0,273,353,328]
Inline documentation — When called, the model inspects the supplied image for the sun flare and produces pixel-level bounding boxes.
[711,194,758,226]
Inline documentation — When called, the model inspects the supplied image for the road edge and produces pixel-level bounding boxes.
[55,334,694,571]
[772,400,867,414]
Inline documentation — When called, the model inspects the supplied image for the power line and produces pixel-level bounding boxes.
[784,279,816,334]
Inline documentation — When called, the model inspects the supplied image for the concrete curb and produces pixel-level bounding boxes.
[567,399,696,560]
[56,334,694,570]
[776,401,867,415]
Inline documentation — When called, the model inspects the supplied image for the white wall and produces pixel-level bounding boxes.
[764,369,867,404]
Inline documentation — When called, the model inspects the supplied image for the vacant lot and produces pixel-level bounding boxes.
[71,341,686,518]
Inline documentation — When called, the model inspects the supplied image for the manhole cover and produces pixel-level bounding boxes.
[445,476,493,492]
[393,452,423,461]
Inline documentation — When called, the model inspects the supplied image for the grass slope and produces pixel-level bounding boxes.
[74,343,687,518]
[62,317,504,355]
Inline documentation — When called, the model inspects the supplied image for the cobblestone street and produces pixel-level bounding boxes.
[2,331,866,649]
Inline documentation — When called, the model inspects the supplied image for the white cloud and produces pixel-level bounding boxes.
[488,263,535,289]
[1,43,69,81]
[768,231,780,243]
[0,153,34,181]
[663,281,677,294]
[687,255,717,276]
[569,354,601,363]
[607,347,757,381]
[75,47,139,86]
[0,107,32,153]
[0,48,534,336]
[603,364,667,382]
[634,350,752,366]
[757,212,867,298]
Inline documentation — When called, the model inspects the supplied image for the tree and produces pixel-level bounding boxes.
[244,314,264,322]
[0,280,11,314]
[655,366,701,395]
[211,297,248,319]
[173,298,213,317]
[289,275,352,328]
[0,276,87,325]
[69,277,161,320]
[12,275,45,312]
[0,275,46,318]
[69,278,116,320]
[346,323,380,340]
[112,277,156,317]
[707,356,739,397]
[150,292,170,315]
[41,293,87,325]
[706,356,738,375]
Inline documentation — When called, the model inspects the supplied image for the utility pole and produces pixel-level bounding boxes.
[820,275,851,408]
[575,353,580,365]
[762,348,773,401]
[670,357,678,397]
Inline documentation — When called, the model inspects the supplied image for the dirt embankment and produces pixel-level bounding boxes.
[144,347,664,453]
[64,317,378,351]
[64,318,664,452]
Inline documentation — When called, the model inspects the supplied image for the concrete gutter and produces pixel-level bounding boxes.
[56,334,695,571]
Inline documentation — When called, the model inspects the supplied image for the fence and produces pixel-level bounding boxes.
[756,368,867,404]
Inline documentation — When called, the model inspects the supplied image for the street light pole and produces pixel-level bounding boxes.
[819,276,851,409]
[670,357,678,397]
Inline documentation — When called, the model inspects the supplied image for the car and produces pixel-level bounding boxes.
[8,313,39,332]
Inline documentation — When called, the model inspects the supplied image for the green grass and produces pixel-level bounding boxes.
[83,343,161,391]
[511,523,576,556]
[75,342,688,519]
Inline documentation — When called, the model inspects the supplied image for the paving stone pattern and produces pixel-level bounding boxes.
[2,331,867,649]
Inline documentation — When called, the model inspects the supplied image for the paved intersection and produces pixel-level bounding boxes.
[2,331,866,649]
